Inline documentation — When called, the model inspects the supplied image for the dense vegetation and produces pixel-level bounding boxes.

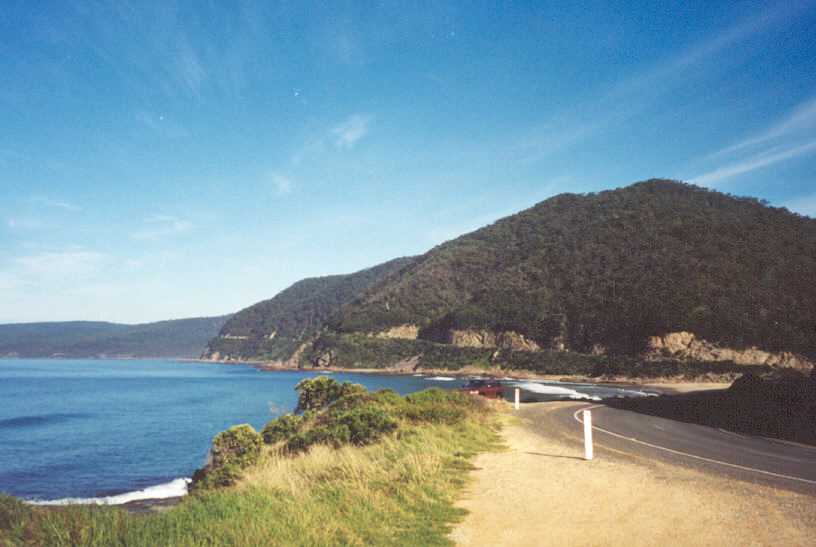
[0,380,500,546]
[203,257,414,361]
[0,316,230,359]
[335,180,816,357]
[202,180,815,375]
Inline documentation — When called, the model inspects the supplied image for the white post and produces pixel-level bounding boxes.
[514,388,520,410]
[583,410,594,460]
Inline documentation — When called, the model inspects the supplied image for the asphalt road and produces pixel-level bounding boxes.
[519,401,816,496]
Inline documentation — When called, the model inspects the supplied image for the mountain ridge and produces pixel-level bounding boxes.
[207,179,816,375]
[0,316,230,359]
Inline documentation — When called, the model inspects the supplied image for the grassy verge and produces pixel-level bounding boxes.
[0,382,502,546]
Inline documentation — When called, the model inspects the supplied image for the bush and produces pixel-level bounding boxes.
[295,377,367,412]
[336,406,398,445]
[286,424,352,453]
[404,389,476,424]
[193,424,263,490]
[211,424,263,469]
[262,414,303,444]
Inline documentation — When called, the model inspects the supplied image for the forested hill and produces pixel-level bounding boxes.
[0,316,230,359]
[202,257,415,361]
[332,180,816,358]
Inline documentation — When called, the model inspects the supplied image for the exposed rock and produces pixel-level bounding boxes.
[590,344,607,356]
[374,324,420,340]
[313,349,337,368]
[496,331,541,352]
[645,331,813,369]
[450,329,496,348]
[221,334,249,340]
[449,329,540,352]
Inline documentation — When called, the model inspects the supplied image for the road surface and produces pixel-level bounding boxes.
[519,401,816,495]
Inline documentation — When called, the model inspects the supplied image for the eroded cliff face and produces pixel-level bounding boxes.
[645,331,813,369]
[373,325,420,340]
[448,329,541,352]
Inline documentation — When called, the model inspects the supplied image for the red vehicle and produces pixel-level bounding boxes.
[460,379,505,399]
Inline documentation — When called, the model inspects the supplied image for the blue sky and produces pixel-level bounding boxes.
[1,1,815,324]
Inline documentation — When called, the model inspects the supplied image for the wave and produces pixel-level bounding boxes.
[29,478,191,506]
[510,382,601,401]
[426,376,457,381]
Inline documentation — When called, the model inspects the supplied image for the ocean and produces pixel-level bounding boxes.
[0,359,652,504]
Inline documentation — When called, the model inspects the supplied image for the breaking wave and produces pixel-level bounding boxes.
[510,382,602,401]
[29,478,191,506]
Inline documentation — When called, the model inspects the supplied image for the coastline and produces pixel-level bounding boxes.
[194,356,734,392]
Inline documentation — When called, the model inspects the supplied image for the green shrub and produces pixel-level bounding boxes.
[262,414,303,444]
[193,424,263,490]
[336,406,398,445]
[406,388,472,407]
[211,424,263,469]
[286,424,352,453]
[404,404,467,424]
[295,377,367,412]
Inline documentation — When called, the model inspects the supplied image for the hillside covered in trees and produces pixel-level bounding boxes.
[0,316,230,359]
[202,257,415,361]
[206,180,816,375]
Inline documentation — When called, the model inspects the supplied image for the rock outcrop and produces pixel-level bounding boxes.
[373,324,420,340]
[448,329,541,352]
[645,331,812,369]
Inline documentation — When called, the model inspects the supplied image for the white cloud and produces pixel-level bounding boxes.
[35,198,81,211]
[691,140,816,186]
[332,114,373,149]
[712,94,816,158]
[131,215,194,241]
[270,172,293,195]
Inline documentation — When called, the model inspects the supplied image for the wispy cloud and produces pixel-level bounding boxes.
[130,215,194,241]
[711,94,816,158]
[30,197,81,211]
[691,140,816,186]
[511,4,799,164]
[174,36,207,97]
[269,172,293,196]
[332,114,373,149]
[13,249,108,278]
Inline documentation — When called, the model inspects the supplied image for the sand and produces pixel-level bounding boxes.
[451,405,815,547]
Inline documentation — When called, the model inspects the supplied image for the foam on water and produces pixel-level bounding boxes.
[29,478,192,506]
[427,376,457,381]
[510,382,602,401]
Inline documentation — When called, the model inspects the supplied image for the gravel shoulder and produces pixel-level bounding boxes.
[451,403,816,547]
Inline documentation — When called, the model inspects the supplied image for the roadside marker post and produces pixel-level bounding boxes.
[583,410,594,460]
[514,388,520,410]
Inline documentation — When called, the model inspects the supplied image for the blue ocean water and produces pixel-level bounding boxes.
[0,359,460,502]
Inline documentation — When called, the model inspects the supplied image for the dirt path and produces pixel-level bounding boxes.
[451,404,816,546]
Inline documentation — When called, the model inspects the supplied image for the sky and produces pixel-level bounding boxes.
[1,1,815,324]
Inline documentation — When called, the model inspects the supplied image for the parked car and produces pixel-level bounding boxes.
[460,378,505,399]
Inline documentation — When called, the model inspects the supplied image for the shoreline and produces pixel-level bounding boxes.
[195,357,735,392]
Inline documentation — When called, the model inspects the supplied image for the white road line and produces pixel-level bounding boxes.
[572,405,816,486]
